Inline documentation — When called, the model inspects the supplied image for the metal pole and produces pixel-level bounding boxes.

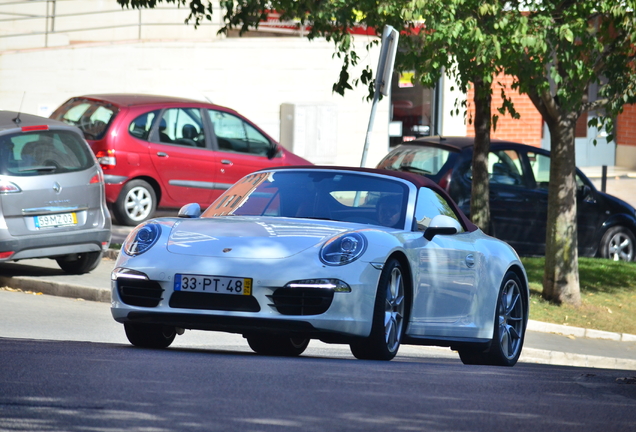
[45,0,50,48]
[360,91,380,167]
[601,165,607,192]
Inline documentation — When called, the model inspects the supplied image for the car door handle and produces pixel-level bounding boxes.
[221,160,233,166]
[157,152,168,158]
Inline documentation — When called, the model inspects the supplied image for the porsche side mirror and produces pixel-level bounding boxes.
[424,215,462,241]
[178,203,201,218]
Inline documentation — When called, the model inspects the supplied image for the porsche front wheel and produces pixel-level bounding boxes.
[459,271,526,366]
[124,323,176,349]
[246,334,309,357]
[350,258,406,361]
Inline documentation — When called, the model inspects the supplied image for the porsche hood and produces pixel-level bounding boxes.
[166,217,350,259]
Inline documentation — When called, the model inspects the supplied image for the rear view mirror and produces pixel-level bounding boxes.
[424,215,462,241]
[178,203,201,218]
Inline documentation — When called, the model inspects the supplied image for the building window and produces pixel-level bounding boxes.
[390,72,435,146]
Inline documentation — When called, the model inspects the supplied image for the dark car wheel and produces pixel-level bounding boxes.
[458,271,526,366]
[124,323,176,349]
[600,226,635,261]
[246,334,309,357]
[113,179,157,226]
[55,251,103,274]
[350,258,406,361]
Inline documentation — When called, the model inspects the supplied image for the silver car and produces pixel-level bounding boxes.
[0,111,111,273]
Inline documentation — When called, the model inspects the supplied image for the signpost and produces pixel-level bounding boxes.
[360,25,399,167]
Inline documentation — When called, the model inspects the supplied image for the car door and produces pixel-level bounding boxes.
[487,149,540,255]
[147,107,216,207]
[526,150,606,255]
[408,188,480,331]
[206,109,278,202]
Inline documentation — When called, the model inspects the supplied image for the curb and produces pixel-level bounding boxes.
[527,320,636,343]
[519,348,636,370]
[0,275,110,303]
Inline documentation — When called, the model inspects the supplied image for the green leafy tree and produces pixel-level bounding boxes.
[117,0,517,237]
[118,0,636,306]
[502,1,636,305]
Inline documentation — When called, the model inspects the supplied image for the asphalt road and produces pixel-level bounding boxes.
[1,290,636,432]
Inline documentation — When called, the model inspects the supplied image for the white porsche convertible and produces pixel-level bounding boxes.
[111,166,528,365]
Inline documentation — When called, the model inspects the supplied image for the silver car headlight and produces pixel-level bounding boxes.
[320,232,367,266]
[123,222,161,256]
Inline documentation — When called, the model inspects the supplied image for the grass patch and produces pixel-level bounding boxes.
[521,257,636,335]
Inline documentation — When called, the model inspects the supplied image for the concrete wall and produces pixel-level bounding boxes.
[0,36,390,168]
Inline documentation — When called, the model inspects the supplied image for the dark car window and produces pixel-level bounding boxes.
[157,108,206,148]
[128,110,160,141]
[414,187,463,230]
[463,150,528,187]
[0,130,94,176]
[528,151,586,189]
[378,146,453,176]
[207,109,272,156]
[488,150,526,185]
[50,98,118,141]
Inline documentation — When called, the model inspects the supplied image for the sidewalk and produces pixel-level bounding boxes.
[1,255,635,370]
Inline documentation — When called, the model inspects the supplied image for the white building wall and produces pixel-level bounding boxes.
[0,36,389,168]
[439,73,467,136]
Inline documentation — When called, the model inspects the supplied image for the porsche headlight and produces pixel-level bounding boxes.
[320,232,367,266]
[123,222,161,256]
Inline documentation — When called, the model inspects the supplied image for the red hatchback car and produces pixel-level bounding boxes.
[50,94,312,225]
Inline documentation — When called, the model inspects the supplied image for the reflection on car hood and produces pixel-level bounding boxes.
[166,216,350,259]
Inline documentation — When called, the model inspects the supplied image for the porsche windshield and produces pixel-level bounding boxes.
[202,171,409,229]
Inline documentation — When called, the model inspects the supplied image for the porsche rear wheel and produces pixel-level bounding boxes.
[458,271,526,366]
[246,334,309,357]
[350,258,406,361]
[124,323,176,349]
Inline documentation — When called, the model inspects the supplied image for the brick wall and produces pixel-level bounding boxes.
[465,74,543,146]
[616,104,636,147]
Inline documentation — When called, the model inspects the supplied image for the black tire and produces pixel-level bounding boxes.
[113,179,157,226]
[124,323,176,349]
[246,334,309,357]
[56,251,103,274]
[458,271,526,366]
[350,258,407,361]
[599,226,635,261]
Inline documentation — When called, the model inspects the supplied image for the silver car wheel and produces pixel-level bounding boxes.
[498,278,524,360]
[125,185,153,222]
[608,231,634,261]
[384,266,405,353]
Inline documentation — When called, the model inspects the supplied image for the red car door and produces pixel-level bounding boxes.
[206,109,280,201]
[148,108,216,208]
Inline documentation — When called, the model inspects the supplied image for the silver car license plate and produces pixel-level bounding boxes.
[174,274,252,295]
[34,212,77,228]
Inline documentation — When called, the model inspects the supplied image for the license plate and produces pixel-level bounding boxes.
[35,212,77,228]
[174,274,252,296]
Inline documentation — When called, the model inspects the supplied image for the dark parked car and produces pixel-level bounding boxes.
[377,136,636,261]
[0,111,111,273]
[50,94,312,225]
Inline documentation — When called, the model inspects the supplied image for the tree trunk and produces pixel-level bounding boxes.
[470,77,492,234]
[542,115,581,307]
